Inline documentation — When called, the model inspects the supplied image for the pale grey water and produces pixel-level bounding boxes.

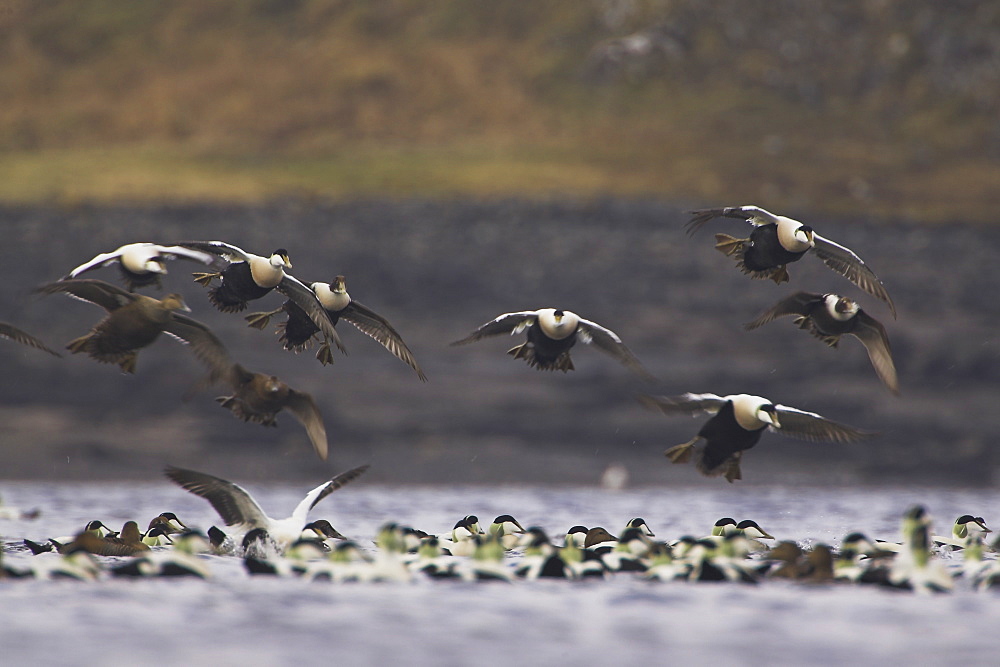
[2,481,1000,665]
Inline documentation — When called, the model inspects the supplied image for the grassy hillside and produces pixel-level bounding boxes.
[2,1,1000,221]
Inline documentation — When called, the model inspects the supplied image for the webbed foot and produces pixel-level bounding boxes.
[665,438,699,464]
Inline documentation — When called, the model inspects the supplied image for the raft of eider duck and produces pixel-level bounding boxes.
[4,492,997,593]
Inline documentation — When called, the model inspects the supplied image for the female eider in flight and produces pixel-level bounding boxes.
[180,240,346,356]
[686,206,895,317]
[213,364,332,460]
[167,320,334,460]
[0,322,61,356]
[744,291,899,394]
[451,308,653,379]
[244,275,426,381]
[36,279,227,374]
[639,392,873,482]
[164,464,368,551]
[64,243,216,291]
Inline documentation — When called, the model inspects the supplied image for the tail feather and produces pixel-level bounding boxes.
[207,285,248,313]
[507,343,574,372]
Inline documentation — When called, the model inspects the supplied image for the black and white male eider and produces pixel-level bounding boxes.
[451,308,653,379]
[64,243,216,291]
[686,206,896,317]
[639,392,873,482]
[180,240,346,355]
[745,291,899,394]
[164,464,368,551]
[245,275,426,381]
[36,279,226,374]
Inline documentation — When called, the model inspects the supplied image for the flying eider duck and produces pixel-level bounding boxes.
[210,363,332,460]
[64,242,216,291]
[686,206,895,317]
[744,291,899,394]
[212,363,332,460]
[244,275,426,380]
[639,392,873,482]
[180,240,346,355]
[451,308,653,379]
[0,322,61,357]
[164,464,369,551]
[36,279,228,374]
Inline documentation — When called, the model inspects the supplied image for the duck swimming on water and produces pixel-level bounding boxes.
[686,206,895,317]
[744,291,898,394]
[452,308,653,379]
[640,392,873,482]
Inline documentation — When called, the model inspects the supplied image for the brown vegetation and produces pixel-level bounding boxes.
[1,2,999,219]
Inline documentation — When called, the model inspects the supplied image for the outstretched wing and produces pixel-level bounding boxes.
[36,279,136,312]
[637,392,729,417]
[773,405,875,443]
[155,245,218,266]
[277,274,347,355]
[743,292,824,330]
[164,466,268,529]
[0,322,61,356]
[162,314,236,386]
[65,247,131,278]
[852,310,899,395]
[685,206,778,236]
[576,318,654,381]
[308,464,371,511]
[341,301,427,381]
[811,234,896,318]
[284,389,329,461]
[450,311,539,345]
[175,240,252,264]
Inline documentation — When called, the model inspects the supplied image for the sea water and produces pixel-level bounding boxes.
[2,481,999,665]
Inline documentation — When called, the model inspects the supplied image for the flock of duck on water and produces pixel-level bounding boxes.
[1,204,990,591]
[3,485,999,594]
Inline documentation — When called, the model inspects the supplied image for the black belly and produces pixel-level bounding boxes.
[698,402,767,471]
[744,225,808,271]
[280,300,324,349]
[209,263,274,312]
[526,325,576,366]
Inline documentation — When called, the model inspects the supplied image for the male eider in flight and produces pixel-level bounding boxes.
[244,275,426,381]
[164,464,369,551]
[0,322,61,356]
[639,392,873,482]
[36,279,227,374]
[685,206,895,317]
[64,243,216,291]
[744,291,899,394]
[451,308,653,379]
[180,240,346,356]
